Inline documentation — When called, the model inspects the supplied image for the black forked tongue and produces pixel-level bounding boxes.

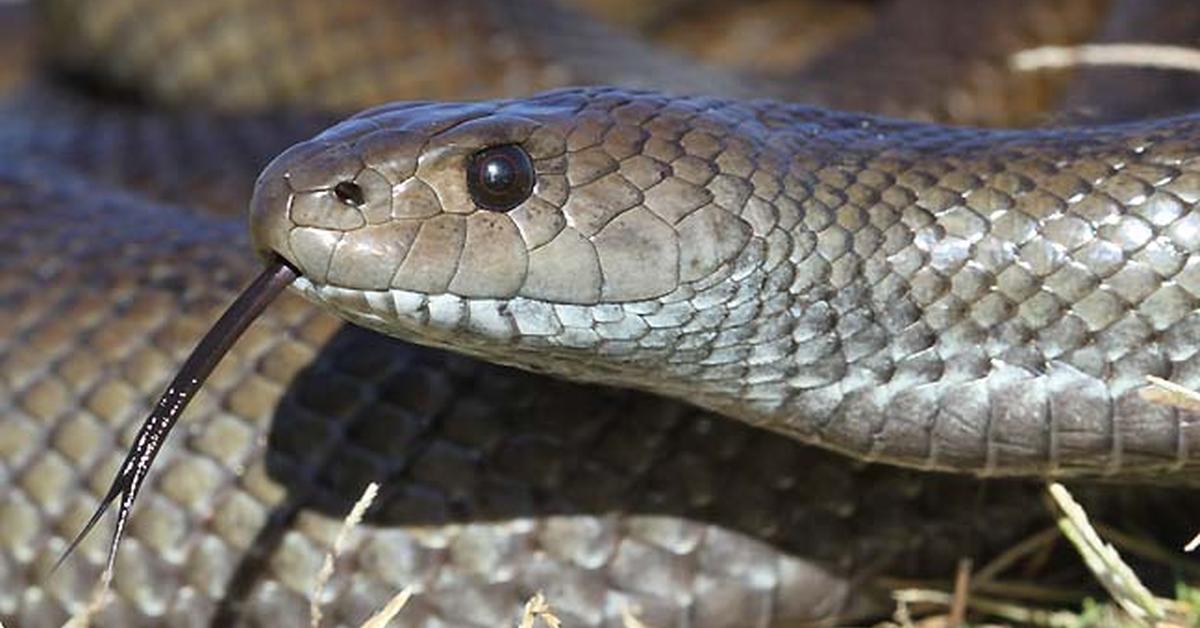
[53,258,298,578]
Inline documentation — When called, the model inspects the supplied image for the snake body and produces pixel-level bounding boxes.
[253,87,1200,481]
[5,1,1200,626]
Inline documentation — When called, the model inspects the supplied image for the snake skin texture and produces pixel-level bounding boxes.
[0,84,336,214]
[5,0,1200,626]
[34,0,771,111]
[569,0,880,78]
[34,0,1116,126]
[4,162,1094,627]
[252,87,1200,481]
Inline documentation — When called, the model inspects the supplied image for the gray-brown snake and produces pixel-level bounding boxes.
[7,1,1200,626]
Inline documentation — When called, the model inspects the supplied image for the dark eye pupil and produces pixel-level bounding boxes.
[333,181,365,206]
[467,144,535,212]
[481,158,517,191]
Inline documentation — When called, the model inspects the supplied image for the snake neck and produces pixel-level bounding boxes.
[701,110,1200,476]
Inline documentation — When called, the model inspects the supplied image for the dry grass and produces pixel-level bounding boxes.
[310,482,380,627]
[518,592,563,628]
[622,605,652,628]
[1046,483,1164,625]
[1141,376,1200,414]
[60,560,113,628]
[1012,44,1200,73]
[883,480,1200,627]
[357,588,413,628]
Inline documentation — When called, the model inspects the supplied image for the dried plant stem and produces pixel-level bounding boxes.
[1013,44,1200,73]
[309,482,380,628]
[1046,483,1163,626]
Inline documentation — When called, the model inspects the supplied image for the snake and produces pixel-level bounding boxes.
[249,85,1200,481]
[5,0,1200,626]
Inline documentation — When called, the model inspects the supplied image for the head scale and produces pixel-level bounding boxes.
[249,87,766,390]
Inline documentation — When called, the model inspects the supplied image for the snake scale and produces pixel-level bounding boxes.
[4,0,1200,626]
[245,83,1200,481]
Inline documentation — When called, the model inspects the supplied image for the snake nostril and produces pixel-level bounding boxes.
[332,180,366,207]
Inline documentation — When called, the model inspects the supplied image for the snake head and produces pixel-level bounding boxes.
[250,88,758,385]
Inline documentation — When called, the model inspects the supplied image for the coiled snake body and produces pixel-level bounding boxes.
[4,1,1200,626]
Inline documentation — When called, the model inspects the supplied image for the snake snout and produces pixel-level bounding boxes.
[248,159,294,267]
[249,138,376,285]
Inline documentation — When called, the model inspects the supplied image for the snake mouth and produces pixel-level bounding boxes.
[55,257,299,578]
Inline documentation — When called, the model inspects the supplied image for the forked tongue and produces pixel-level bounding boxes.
[53,258,297,579]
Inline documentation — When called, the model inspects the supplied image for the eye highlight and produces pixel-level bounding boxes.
[466,144,535,212]
[333,181,365,207]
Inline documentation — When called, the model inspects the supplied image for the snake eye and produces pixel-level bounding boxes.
[333,181,365,207]
[466,144,535,212]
